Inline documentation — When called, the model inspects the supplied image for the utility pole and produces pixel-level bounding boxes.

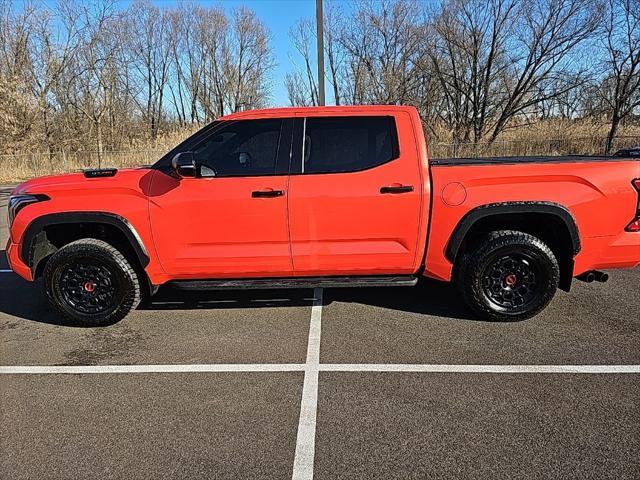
[316,0,325,106]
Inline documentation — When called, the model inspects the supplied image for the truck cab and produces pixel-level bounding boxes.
[149,107,427,278]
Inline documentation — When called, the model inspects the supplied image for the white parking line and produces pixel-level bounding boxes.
[2,363,637,375]
[0,269,13,273]
[292,287,323,480]
[0,363,306,374]
[320,364,640,374]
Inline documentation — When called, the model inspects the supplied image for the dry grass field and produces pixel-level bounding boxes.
[429,119,640,158]
[1,120,638,184]
[0,128,197,183]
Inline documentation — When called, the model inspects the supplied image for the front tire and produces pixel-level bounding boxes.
[44,238,141,326]
[456,230,559,321]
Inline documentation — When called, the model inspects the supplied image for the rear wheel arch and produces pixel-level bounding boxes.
[447,202,580,291]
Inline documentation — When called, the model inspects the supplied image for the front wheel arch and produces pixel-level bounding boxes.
[23,213,155,300]
[22,212,150,275]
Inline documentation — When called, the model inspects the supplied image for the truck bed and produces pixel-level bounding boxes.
[430,155,637,166]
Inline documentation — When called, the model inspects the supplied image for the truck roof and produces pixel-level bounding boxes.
[219,105,418,120]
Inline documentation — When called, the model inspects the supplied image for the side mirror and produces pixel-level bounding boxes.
[171,152,197,178]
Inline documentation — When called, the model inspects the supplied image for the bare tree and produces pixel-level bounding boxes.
[339,0,425,105]
[428,0,601,143]
[488,0,602,141]
[601,0,640,152]
[323,2,345,105]
[428,0,517,142]
[226,7,273,112]
[283,0,616,147]
[5,0,84,156]
[0,1,38,149]
[286,70,316,106]
[127,0,172,141]
[167,4,273,123]
[63,1,131,160]
[3,0,640,165]
[287,18,320,106]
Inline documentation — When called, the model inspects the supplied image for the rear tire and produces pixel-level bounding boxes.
[44,238,141,326]
[456,230,559,321]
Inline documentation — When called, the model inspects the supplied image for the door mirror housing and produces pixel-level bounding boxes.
[171,152,197,178]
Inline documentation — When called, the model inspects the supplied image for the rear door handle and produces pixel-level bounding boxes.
[252,189,284,198]
[380,185,414,194]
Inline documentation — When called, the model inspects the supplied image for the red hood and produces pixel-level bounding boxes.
[13,168,153,195]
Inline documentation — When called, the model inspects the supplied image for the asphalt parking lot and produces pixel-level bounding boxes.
[1,185,639,479]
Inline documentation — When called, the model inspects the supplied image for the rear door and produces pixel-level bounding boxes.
[287,112,423,275]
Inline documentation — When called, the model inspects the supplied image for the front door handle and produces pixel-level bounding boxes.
[380,185,414,194]
[252,189,284,198]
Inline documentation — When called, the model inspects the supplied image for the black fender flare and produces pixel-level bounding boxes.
[445,201,581,263]
[21,212,150,270]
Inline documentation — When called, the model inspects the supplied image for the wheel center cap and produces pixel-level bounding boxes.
[505,274,517,287]
[83,281,95,293]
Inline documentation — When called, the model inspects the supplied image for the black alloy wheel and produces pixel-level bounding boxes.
[481,251,540,311]
[456,230,560,321]
[44,238,141,326]
[59,261,118,315]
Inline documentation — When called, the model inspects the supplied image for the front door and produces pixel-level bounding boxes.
[149,118,293,278]
[288,113,423,275]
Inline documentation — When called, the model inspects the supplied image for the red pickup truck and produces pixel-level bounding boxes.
[6,106,640,326]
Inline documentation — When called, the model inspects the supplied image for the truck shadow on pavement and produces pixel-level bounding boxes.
[0,250,477,327]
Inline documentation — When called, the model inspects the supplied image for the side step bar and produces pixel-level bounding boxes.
[169,275,418,291]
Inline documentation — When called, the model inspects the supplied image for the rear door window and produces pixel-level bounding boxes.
[300,116,399,174]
